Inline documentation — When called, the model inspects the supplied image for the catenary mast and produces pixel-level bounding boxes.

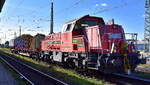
[144,0,150,52]
[50,2,54,34]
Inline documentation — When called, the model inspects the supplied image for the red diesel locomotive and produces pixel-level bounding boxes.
[40,15,140,73]
[12,15,140,74]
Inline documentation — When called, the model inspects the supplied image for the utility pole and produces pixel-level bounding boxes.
[144,0,150,52]
[50,2,54,34]
[19,25,21,36]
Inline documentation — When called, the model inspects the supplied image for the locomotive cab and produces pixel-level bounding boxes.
[62,15,105,34]
[61,15,105,52]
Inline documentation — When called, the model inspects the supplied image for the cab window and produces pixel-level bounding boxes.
[74,20,99,30]
[66,24,72,31]
[84,20,98,26]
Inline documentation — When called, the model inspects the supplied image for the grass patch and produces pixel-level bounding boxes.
[136,64,150,79]
[140,73,150,79]
[136,64,150,74]
[0,48,111,85]
[138,64,150,68]
[0,56,27,85]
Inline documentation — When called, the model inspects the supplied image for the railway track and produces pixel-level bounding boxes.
[111,73,150,85]
[83,70,149,85]
[0,52,68,85]
[0,51,150,85]
[85,71,150,85]
[114,73,150,82]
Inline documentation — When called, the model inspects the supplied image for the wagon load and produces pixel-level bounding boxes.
[30,34,45,52]
[14,34,33,51]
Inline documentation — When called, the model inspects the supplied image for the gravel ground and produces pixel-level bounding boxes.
[0,62,17,85]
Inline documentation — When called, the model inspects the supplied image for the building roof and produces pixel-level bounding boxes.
[0,0,5,12]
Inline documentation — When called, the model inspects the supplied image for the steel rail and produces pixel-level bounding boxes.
[0,53,68,85]
[0,56,34,85]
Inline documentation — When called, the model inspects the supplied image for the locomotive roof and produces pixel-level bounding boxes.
[62,15,105,32]
[65,15,105,24]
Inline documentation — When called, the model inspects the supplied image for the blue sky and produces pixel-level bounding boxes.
[0,0,145,43]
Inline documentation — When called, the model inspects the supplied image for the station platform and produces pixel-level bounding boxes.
[0,63,17,85]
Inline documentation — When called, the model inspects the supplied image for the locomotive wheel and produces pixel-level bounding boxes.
[65,59,76,69]
[34,54,39,61]
[62,62,68,68]
[39,53,44,61]
[47,55,54,64]
[74,59,87,73]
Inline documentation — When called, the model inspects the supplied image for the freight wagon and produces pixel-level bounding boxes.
[30,34,45,58]
[12,34,33,54]
[5,41,9,48]
[12,34,45,56]
[9,39,14,48]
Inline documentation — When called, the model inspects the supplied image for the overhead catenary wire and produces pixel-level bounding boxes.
[56,0,86,14]
[1,0,143,33]
[1,0,86,24]
[92,0,139,15]
[93,3,128,15]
